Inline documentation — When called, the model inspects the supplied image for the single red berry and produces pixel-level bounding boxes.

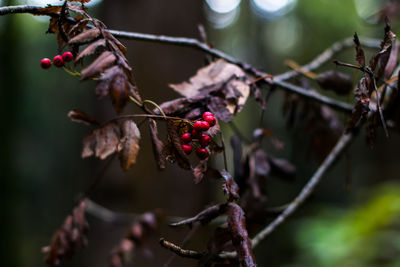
[196,147,209,159]
[193,121,204,132]
[192,129,202,139]
[53,55,64,67]
[40,58,52,69]
[182,144,193,154]
[204,115,216,127]
[199,121,210,131]
[181,133,192,144]
[62,51,74,62]
[200,134,211,147]
[203,112,214,119]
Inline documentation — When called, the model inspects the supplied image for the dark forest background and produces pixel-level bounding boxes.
[1,0,400,266]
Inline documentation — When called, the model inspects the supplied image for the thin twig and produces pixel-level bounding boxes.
[276,37,380,81]
[159,238,204,259]
[0,4,371,113]
[251,132,353,247]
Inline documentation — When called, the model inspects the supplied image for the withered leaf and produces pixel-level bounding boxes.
[35,6,62,16]
[80,51,116,80]
[193,160,208,184]
[221,169,240,201]
[370,18,396,74]
[166,120,192,170]
[103,30,128,55]
[148,119,166,170]
[82,122,120,159]
[170,204,225,227]
[267,156,296,179]
[75,39,107,63]
[95,65,119,98]
[316,70,353,95]
[67,109,99,126]
[226,203,256,267]
[253,149,270,177]
[109,70,130,114]
[68,19,90,38]
[117,120,141,171]
[69,28,101,45]
[384,40,399,80]
[354,33,365,66]
[169,59,250,121]
[347,77,371,131]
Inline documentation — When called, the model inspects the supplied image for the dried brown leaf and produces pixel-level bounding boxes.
[35,6,63,16]
[347,77,371,131]
[316,70,353,95]
[384,40,399,80]
[167,120,192,170]
[69,28,101,45]
[67,109,99,126]
[221,169,240,201]
[75,39,106,63]
[117,120,141,171]
[109,70,130,114]
[82,122,120,159]
[148,119,166,170]
[81,51,116,80]
[354,33,365,66]
[193,160,208,184]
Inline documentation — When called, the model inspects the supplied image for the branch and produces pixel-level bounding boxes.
[0,4,377,113]
[251,132,354,248]
[275,37,381,81]
[159,238,203,259]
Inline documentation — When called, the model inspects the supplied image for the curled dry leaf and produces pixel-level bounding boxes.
[69,28,101,45]
[80,51,117,80]
[384,40,399,80]
[353,33,365,66]
[347,77,371,131]
[67,109,99,126]
[82,122,120,160]
[35,6,63,16]
[193,159,208,184]
[118,120,141,171]
[316,70,353,95]
[148,119,166,170]
[81,120,141,171]
[165,120,192,170]
[221,169,240,201]
[169,59,250,122]
[226,203,256,267]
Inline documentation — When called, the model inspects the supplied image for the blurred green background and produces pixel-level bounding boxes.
[1,0,400,266]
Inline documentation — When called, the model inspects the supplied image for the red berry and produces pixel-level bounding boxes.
[181,133,192,144]
[200,134,211,147]
[203,112,214,119]
[53,55,64,67]
[40,58,52,69]
[200,121,210,131]
[193,121,203,132]
[182,144,192,154]
[62,51,74,62]
[196,147,209,159]
[204,115,216,127]
[192,129,202,139]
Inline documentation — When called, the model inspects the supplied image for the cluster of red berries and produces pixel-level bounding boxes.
[40,51,74,69]
[181,112,217,160]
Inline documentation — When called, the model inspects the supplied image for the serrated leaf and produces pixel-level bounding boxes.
[81,51,116,80]
[117,120,141,171]
[75,39,106,63]
[109,70,130,114]
[69,28,101,45]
